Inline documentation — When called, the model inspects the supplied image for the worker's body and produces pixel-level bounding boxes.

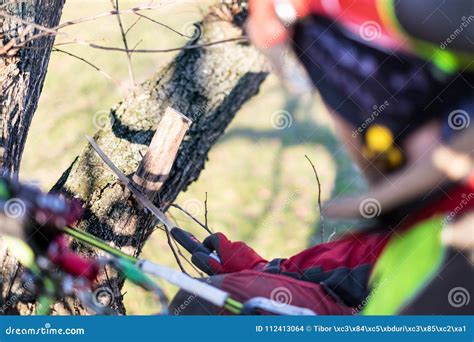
[170,0,474,315]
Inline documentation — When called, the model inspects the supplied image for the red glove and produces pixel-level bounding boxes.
[262,232,390,307]
[48,235,99,282]
[191,233,267,275]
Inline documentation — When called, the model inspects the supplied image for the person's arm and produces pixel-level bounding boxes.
[246,0,327,49]
[324,125,474,220]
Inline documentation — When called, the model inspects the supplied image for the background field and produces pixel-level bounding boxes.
[20,0,364,314]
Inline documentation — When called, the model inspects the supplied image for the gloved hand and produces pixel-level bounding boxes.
[261,233,389,307]
[191,233,268,275]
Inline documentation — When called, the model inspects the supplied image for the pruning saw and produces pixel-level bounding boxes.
[81,136,315,315]
[85,135,175,231]
[83,136,232,307]
[85,135,220,263]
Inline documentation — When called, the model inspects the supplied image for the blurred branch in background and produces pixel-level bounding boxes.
[52,47,121,89]
[53,36,247,53]
[1,1,246,58]
[110,0,135,86]
[1,0,271,315]
[305,155,325,243]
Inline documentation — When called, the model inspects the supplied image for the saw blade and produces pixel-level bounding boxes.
[85,135,175,231]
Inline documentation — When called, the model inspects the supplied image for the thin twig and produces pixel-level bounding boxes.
[154,211,188,274]
[56,37,247,54]
[55,3,176,31]
[103,267,114,294]
[0,2,179,50]
[170,203,212,234]
[0,37,19,55]
[305,155,325,243]
[124,15,143,36]
[133,12,193,38]
[2,6,247,56]
[204,192,211,233]
[164,225,187,274]
[52,48,122,90]
[166,210,205,276]
[0,10,57,34]
[0,27,30,55]
[171,238,204,277]
[130,39,143,52]
[110,0,135,86]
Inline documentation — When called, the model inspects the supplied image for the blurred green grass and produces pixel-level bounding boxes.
[20,0,364,314]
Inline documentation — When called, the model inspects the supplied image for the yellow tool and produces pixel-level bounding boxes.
[363,124,403,170]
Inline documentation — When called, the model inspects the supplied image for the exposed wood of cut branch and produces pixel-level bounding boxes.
[131,106,191,273]
[133,107,192,193]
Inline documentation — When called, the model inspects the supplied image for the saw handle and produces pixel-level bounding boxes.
[171,227,220,262]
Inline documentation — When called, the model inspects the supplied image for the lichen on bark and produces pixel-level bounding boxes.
[51,11,268,314]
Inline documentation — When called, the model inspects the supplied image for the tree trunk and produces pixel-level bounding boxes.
[0,0,65,314]
[0,0,65,175]
[4,1,268,315]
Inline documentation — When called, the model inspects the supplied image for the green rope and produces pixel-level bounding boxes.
[224,298,244,314]
[36,296,54,315]
[64,226,137,263]
[35,278,56,316]
[65,226,247,315]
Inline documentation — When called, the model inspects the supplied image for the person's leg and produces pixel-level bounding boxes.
[169,270,354,315]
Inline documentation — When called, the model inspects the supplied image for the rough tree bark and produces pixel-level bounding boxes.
[3,1,269,315]
[0,0,65,314]
[0,0,65,174]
